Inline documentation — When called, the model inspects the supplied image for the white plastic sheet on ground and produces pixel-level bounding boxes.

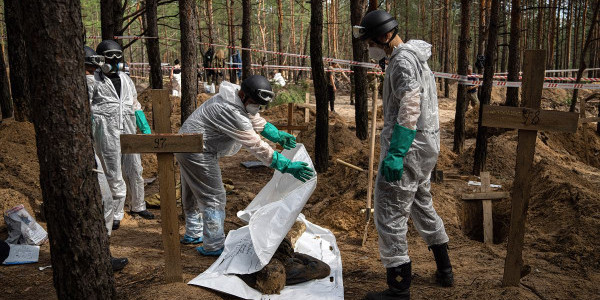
[188,144,344,299]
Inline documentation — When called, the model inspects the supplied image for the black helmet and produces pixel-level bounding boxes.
[241,75,274,105]
[84,45,104,67]
[96,40,123,59]
[353,10,398,41]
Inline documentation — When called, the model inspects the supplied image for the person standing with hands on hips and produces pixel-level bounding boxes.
[353,10,454,300]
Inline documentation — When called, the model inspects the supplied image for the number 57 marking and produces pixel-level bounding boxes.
[154,137,167,149]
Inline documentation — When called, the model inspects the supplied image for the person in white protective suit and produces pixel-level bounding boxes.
[85,45,128,272]
[90,40,155,232]
[353,10,453,299]
[175,75,314,256]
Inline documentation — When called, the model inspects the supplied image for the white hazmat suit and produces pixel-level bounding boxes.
[175,81,275,251]
[87,74,116,235]
[375,40,449,268]
[88,70,147,222]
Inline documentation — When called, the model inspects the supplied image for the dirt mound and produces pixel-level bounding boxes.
[0,120,42,218]
[437,143,457,170]
[291,117,376,236]
[527,158,600,271]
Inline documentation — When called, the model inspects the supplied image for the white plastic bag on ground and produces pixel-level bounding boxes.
[188,145,344,299]
[4,205,47,245]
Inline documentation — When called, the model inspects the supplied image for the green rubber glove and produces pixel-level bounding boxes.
[261,122,297,150]
[270,151,314,182]
[381,124,416,182]
[135,110,151,134]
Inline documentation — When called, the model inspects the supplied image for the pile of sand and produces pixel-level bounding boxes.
[0,120,42,219]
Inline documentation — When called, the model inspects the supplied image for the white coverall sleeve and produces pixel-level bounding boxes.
[389,58,421,130]
[86,75,96,104]
[126,75,142,111]
[248,113,267,133]
[206,106,274,165]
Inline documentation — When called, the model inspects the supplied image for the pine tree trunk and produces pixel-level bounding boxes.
[206,0,215,45]
[405,0,409,39]
[570,0,600,113]
[277,0,284,66]
[0,37,12,120]
[473,0,500,175]
[100,0,124,44]
[453,0,472,154]
[4,0,30,121]
[477,0,487,74]
[311,0,329,172]
[180,0,198,123]
[242,0,252,80]
[547,0,557,68]
[226,0,236,83]
[565,0,573,69]
[290,0,297,81]
[444,0,451,98]
[21,0,116,298]
[352,0,369,140]
[504,0,521,107]
[146,0,162,89]
[368,0,377,12]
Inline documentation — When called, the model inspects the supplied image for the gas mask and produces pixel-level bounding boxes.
[368,47,387,61]
[102,60,124,75]
[245,104,261,116]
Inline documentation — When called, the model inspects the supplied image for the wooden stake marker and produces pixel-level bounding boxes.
[480,50,579,286]
[120,89,203,283]
[362,78,379,247]
[274,103,309,133]
[461,172,508,244]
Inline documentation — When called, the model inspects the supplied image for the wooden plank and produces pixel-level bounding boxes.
[461,191,510,200]
[581,97,590,164]
[151,89,182,283]
[120,134,203,153]
[503,50,546,287]
[305,93,310,123]
[580,117,600,123]
[335,159,365,172]
[481,172,493,244]
[481,105,579,133]
[157,153,182,283]
[287,103,294,134]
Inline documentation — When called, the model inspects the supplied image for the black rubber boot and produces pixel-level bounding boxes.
[111,257,129,272]
[112,220,120,230]
[130,210,155,220]
[365,262,411,300]
[429,243,454,287]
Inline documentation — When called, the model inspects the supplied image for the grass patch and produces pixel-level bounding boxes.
[268,83,310,108]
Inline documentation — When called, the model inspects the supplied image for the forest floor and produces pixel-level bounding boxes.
[1,83,599,299]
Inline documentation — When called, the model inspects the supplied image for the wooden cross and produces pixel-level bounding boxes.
[273,102,309,133]
[461,172,509,244]
[480,50,579,286]
[120,89,203,283]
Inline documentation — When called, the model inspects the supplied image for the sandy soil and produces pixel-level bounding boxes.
[1,84,599,299]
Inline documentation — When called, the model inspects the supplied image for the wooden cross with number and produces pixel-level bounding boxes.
[480,50,579,286]
[120,90,203,283]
